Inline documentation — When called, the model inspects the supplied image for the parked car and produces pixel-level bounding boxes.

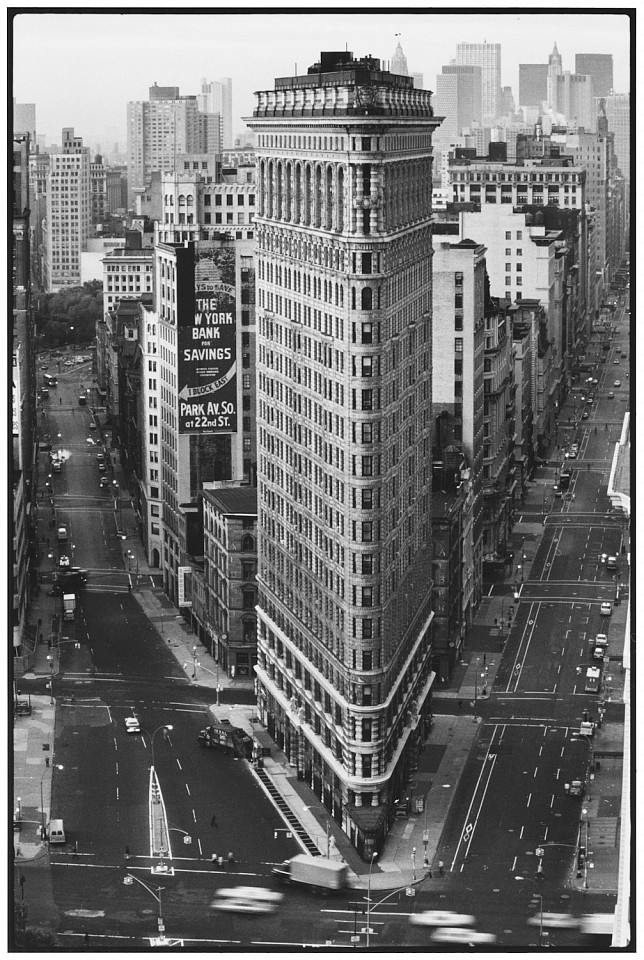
[600,602,612,616]
[125,717,141,734]
[614,380,621,387]
[582,411,589,419]
[607,391,615,399]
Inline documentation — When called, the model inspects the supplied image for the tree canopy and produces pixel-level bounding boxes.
[37,280,103,346]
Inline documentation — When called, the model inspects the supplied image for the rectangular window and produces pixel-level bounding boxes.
[362,455,373,477]
[361,423,373,444]
[361,521,373,542]
[362,554,373,574]
[454,338,463,353]
[361,488,373,509]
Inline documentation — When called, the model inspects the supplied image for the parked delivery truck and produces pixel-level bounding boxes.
[272,854,348,891]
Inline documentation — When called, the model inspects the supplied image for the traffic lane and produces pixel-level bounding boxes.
[156,716,301,872]
[49,699,148,864]
[447,726,582,885]
[82,592,186,681]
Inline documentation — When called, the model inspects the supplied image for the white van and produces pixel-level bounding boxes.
[48,818,66,844]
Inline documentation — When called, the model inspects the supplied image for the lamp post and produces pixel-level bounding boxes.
[366,851,378,949]
[40,763,63,838]
[149,724,173,772]
[123,873,166,945]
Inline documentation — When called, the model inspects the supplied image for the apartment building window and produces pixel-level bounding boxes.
[361,389,373,411]
[361,488,373,509]
[454,338,463,353]
[454,358,463,375]
[505,275,512,286]
[362,455,373,477]
[361,521,373,542]
[226,195,233,206]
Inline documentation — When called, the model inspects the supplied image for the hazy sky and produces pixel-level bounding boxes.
[11,6,632,147]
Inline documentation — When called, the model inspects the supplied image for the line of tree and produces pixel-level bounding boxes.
[36,280,103,347]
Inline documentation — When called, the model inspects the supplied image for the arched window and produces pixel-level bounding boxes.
[361,287,373,311]
[241,534,255,552]
[178,195,186,206]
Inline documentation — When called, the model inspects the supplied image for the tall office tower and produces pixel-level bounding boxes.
[90,154,107,225]
[554,72,595,130]
[13,99,36,141]
[519,64,548,109]
[602,93,630,182]
[156,234,255,604]
[499,86,515,117]
[435,64,482,141]
[576,53,613,97]
[13,134,37,659]
[456,42,501,124]
[546,42,563,110]
[199,78,233,149]
[127,84,202,207]
[44,128,91,292]
[247,51,441,856]
[390,40,409,75]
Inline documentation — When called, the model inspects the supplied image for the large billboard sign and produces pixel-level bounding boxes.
[178,246,237,434]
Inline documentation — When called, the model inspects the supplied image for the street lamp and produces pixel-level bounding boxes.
[366,851,378,949]
[123,873,167,946]
[40,763,63,838]
[149,724,173,772]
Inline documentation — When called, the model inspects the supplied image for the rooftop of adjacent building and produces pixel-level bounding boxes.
[203,485,258,515]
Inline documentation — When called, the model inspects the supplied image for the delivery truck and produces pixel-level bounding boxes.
[197,721,252,759]
[63,593,76,621]
[272,854,348,892]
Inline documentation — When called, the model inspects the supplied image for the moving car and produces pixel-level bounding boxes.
[600,602,612,616]
[410,911,475,927]
[125,717,141,734]
[613,358,620,364]
[614,380,621,387]
[99,476,110,488]
[58,554,70,568]
[582,411,589,419]
[210,886,284,915]
[607,391,615,399]
[64,360,74,366]
[429,928,496,944]
[57,524,68,541]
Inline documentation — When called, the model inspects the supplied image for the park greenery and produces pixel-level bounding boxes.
[36,280,103,347]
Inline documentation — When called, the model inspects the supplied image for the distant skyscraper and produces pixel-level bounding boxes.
[519,64,548,108]
[199,78,233,149]
[435,64,483,141]
[456,42,501,124]
[575,53,614,97]
[391,40,409,75]
[126,84,203,207]
[546,42,562,109]
[13,99,36,141]
[554,72,595,129]
[45,128,91,292]
[602,93,630,180]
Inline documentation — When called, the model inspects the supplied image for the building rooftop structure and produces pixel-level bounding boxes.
[203,486,258,515]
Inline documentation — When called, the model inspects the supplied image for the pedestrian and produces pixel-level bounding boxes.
[438,860,444,876]
[211,853,218,866]
[227,850,235,866]
[457,700,462,711]
[59,397,62,405]
[125,846,131,861]
[84,933,89,946]
[218,855,224,868]
[210,813,217,827]
[48,638,52,650]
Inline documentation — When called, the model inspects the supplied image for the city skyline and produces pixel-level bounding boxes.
[12,8,632,145]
